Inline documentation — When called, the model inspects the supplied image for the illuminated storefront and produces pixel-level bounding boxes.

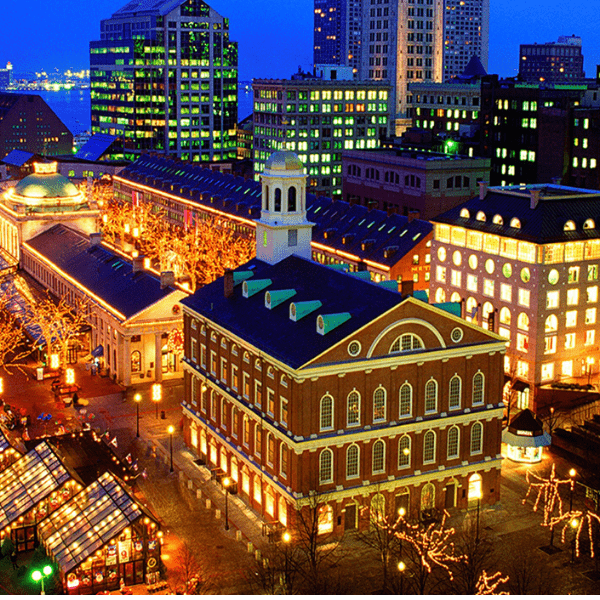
[0,430,20,471]
[502,408,551,464]
[38,472,162,595]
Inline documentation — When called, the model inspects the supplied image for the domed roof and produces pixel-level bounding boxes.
[264,151,304,172]
[14,171,79,200]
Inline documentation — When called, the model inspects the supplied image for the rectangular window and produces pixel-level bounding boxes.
[267,388,275,416]
[436,266,446,282]
[587,286,599,303]
[567,289,579,305]
[210,351,217,376]
[200,344,206,368]
[451,270,462,287]
[231,365,238,391]
[568,266,580,283]
[516,333,529,352]
[586,330,596,345]
[546,291,559,309]
[483,279,495,297]
[586,308,597,324]
[500,284,512,302]
[280,397,288,427]
[220,358,227,383]
[518,289,530,308]
[243,373,250,398]
[565,332,576,349]
[466,274,478,292]
[191,339,198,363]
[545,335,557,354]
[517,360,529,378]
[255,380,262,407]
[566,311,578,327]
[541,363,554,381]
[562,360,573,377]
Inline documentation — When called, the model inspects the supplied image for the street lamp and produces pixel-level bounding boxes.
[569,468,577,513]
[223,477,231,531]
[31,564,53,595]
[570,518,579,564]
[282,531,292,593]
[152,383,162,419]
[134,393,142,438]
[398,561,406,594]
[168,425,174,473]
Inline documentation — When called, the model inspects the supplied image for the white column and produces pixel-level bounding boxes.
[122,335,131,387]
[154,332,163,382]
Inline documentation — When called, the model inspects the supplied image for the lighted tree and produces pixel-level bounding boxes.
[394,511,462,595]
[549,509,600,560]
[475,570,509,595]
[0,295,32,374]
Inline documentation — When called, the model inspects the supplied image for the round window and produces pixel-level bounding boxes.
[502,263,512,278]
[485,259,495,274]
[348,341,361,357]
[521,267,531,283]
[437,247,447,262]
[468,254,478,270]
[450,327,464,343]
[452,250,462,266]
[548,269,559,285]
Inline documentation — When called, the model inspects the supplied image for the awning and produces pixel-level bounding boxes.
[502,428,551,448]
[91,345,104,358]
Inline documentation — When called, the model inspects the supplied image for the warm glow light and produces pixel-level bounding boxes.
[134,393,142,403]
[65,368,75,385]
[50,354,60,370]
[223,477,230,487]
[398,507,406,517]
[569,468,577,478]
[398,561,406,572]
[282,531,291,543]
[168,425,174,434]
[152,383,162,402]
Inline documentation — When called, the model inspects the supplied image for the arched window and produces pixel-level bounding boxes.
[399,383,412,418]
[492,214,504,225]
[447,425,460,459]
[243,351,250,363]
[398,435,411,468]
[420,482,435,512]
[473,372,485,405]
[449,375,461,410]
[264,186,269,211]
[545,314,558,332]
[347,390,360,427]
[465,297,477,322]
[459,208,470,219]
[370,493,386,523]
[274,188,282,212]
[425,379,438,413]
[318,504,334,534]
[346,444,360,479]
[131,350,141,373]
[390,333,424,354]
[470,422,483,454]
[482,302,494,329]
[278,496,288,527]
[288,186,297,211]
[510,217,521,229]
[280,444,288,478]
[373,387,386,422]
[423,430,436,463]
[267,433,276,465]
[267,366,275,379]
[517,312,529,331]
[319,448,333,484]
[564,220,576,231]
[584,219,595,230]
[435,288,446,303]
[499,307,511,325]
[450,291,461,302]
[372,440,385,474]
[476,211,486,222]
[320,394,334,431]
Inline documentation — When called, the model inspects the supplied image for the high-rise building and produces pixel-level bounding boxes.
[314,0,363,77]
[519,36,585,83]
[359,0,444,136]
[90,0,238,162]
[0,62,13,89]
[443,0,489,82]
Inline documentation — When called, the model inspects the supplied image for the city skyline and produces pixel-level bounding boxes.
[3,0,600,81]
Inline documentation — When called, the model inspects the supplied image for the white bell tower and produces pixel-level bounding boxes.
[256,151,314,265]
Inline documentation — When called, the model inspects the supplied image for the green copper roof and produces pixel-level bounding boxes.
[14,172,80,199]
[265,151,304,172]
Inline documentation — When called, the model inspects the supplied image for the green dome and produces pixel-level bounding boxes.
[14,172,80,200]
[265,150,304,172]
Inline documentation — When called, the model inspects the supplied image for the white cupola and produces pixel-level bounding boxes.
[256,150,314,265]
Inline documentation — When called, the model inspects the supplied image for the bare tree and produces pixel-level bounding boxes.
[170,542,213,595]
[0,295,32,374]
[247,536,300,595]
[505,548,557,594]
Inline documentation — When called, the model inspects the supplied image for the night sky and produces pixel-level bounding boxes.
[3,0,600,81]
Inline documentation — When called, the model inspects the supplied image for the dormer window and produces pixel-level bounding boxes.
[492,214,503,225]
[509,217,521,229]
[564,220,576,231]
[584,219,596,230]
[459,208,470,219]
[475,211,486,222]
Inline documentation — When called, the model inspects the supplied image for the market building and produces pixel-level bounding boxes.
[179,150,505,536]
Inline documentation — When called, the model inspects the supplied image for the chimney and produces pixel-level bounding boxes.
[160,271,175,289]
[132,255,144,273]
[408,210,420,223]
[387,205,397,217]
[401,280,414,296]
[478,181,488,200]
[90,232,102,247]
[224,269,234,298]
[530,189,541,210]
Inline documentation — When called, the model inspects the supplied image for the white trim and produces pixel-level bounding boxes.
[367,318,446,358]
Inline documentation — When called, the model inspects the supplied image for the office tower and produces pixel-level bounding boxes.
[314,0,363,77]
[0,63,12,89]
[443,0,489,82]
[360,0,444,136]
[90,0,238,162]
[519,36,585,83]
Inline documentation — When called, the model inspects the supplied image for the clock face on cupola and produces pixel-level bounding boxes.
[256,150,314,265]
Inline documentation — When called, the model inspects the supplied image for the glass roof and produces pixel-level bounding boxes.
[39,472,144,573]
[0,442,70,528]
[0,430,10,453]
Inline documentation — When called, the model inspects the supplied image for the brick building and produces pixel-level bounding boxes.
[179,150,504,535]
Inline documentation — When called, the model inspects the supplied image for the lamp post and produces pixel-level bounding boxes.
[168,425,174,473]
[31,565,53,595]
[398,561,406,595]
[570,518,579,563]
[223,477,230,531]
[282,531,291,593]
[152,383,162,419]
[134,393,141,438]
[569,468,577,513]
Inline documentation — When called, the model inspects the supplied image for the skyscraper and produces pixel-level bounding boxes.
[519,36,584,83]
[90,0,238,162]
[443,0,489,82]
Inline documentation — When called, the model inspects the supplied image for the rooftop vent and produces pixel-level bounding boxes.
[265,289,296,310]
[317,312,352,335]
[233,271,254,286]
[342,234,355,245]
[383,246,398,259]
[243,278,272,298]
[361,239,375,251]
[350,271,372,281]
[379,280,399,292]
[327,263,350,272]
[323,228,337,239]
[290,300,322,322]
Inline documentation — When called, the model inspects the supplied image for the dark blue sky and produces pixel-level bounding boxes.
[3,0,600,81]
